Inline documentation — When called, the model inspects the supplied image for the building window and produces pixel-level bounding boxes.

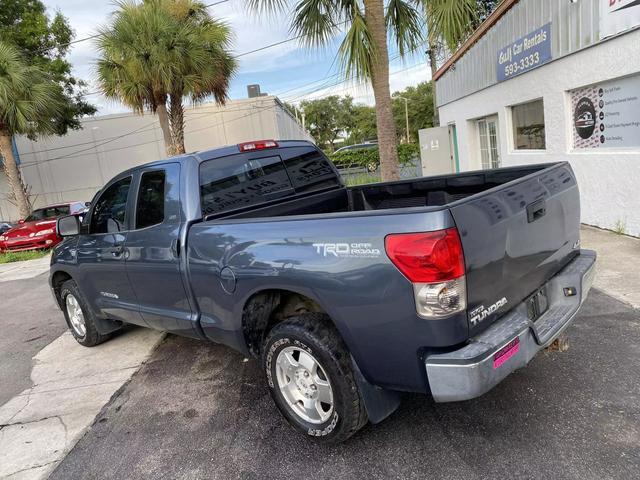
[511,100,546,150]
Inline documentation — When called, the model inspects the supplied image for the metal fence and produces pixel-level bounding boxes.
[339,159,421,186]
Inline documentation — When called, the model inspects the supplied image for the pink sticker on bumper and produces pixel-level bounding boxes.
[493,338,520,369]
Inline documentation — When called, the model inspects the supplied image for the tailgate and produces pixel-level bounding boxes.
[450,163,581,335]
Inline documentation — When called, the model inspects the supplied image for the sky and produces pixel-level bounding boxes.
[42,0,432,115]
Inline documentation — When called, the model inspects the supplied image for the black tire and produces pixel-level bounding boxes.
[262,313,367,443]
[59,279,111,347]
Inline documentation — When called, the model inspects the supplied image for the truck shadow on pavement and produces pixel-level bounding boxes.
[50,289,639,480]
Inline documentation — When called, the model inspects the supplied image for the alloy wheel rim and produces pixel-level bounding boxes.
[65,294,86,337]
[275,346,334,424]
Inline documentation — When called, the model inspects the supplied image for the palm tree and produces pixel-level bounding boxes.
[163,0,236,154]
[96,0,236,156]
[248,0,424,181]
[0,42,63,218]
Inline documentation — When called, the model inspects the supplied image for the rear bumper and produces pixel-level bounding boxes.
[425,249,596,402]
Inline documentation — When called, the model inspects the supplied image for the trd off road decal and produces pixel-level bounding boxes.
[469,297,508,326]
[312,243,381,258]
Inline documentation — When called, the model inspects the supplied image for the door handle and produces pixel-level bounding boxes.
[110,244,124,256]
[526,199,546,223]
[171,238,180,258]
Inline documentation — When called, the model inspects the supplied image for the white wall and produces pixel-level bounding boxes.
[438,30,640,236]
[0,97,312,220]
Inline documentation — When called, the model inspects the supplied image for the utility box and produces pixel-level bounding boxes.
[418,126,457,176]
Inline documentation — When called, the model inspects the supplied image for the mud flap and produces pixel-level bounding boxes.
[351,357,401,424]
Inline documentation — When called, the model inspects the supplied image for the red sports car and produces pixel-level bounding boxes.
[0,202,87,253]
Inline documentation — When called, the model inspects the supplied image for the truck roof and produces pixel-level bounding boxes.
[115,139,317,177]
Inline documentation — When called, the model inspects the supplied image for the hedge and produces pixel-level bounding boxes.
[328,143,419,169]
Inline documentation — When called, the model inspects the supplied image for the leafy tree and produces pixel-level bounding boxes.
[0,42,64,217]
[392,81,434,142]
[0,0,96,133]
[0,0,95,216]
[299,96,354,151]
[96,0,236,156]
[248,0,426,182]
[348,104,377,144]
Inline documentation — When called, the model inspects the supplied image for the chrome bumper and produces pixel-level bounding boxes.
[425,250,597,403]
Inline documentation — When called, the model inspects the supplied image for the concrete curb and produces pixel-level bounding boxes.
[0,328,165,479]
[0,256,51,283]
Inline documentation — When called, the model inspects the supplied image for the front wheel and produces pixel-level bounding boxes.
[262,314,367,443]
[59,279,111,347]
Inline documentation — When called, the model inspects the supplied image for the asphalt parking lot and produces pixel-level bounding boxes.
[49,289,640,480]
[0,266,66,405]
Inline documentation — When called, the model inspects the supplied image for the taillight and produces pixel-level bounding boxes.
[238,140,278,152]
[385,228,466,319]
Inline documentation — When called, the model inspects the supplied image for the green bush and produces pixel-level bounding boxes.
[328,143,419,170]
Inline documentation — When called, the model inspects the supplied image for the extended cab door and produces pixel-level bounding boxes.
[76,174,144,325]
[124,163,195,336]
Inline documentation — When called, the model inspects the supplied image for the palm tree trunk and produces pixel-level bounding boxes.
[154,93,175,156]
[428,38,440,127]
[169,92,186,155]
[0,131,31,219]
[364,0,400,182]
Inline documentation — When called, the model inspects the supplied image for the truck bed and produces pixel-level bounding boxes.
[225,164,549,219]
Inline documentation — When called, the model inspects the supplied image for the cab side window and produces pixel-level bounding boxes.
[90,177,132,234]
[136,170,166,229]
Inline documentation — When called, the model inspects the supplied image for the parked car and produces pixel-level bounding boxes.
[0,202,86,253]
[334,142,378,154]
[50,140,596,443]
[333,142,379,171]
[0,221,14,235]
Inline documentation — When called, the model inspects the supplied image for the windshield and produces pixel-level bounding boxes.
[24,205,70,222]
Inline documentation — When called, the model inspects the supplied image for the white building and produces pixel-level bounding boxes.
[434,0,640,236]
[0,96,311,220]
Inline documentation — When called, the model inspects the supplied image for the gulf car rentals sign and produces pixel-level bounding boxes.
[600,0,640,38]
[496,23,552,82]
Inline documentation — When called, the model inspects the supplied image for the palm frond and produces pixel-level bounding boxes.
[386,0,425,57]
[337,11,375,81]
[0,41,64,137]
[426,0,477,51]
[291,0,341,48]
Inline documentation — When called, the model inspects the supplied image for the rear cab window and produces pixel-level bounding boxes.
[199,145,340,217]
[135,170,166,229]
[200,155,294,216]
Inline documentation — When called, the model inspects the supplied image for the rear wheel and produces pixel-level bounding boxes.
[60,279,111,347]
[262,313,367,443]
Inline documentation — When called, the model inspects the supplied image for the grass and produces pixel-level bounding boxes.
[343,173,381,186]
[613,219,627,235]
[0,249,51,264]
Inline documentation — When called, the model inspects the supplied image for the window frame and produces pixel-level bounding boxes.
[87,175,134,235]
[133,169,167,231]
[509,98,547,152]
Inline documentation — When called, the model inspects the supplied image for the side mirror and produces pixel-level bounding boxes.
[19,219,25,224]
[85,202,91,208]
[57,215,81,237]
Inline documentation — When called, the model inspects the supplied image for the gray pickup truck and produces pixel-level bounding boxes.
[51,140,596,442]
